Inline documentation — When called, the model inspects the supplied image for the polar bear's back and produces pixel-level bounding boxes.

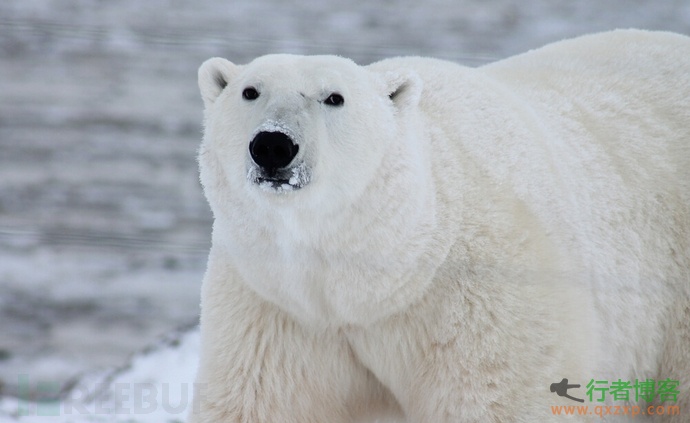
[483,29,690,202]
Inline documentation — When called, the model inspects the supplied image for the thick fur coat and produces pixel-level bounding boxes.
[190,30,690,422]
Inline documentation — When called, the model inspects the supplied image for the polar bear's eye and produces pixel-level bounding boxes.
[324,93,344,107]
[242,87,260,100]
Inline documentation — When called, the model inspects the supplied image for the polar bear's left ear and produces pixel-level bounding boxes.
[198,57,240,108]
[380,70,423,111]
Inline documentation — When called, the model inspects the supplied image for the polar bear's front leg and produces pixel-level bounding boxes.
[346,264,595,423]
[188,251,390,423]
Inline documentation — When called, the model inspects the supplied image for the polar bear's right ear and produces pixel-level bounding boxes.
[198,57,240,108]
[380,70,423,112]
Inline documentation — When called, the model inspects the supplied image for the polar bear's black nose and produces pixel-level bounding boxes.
[249,131,299,171]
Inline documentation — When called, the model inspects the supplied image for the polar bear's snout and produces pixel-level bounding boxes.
[246,128,311,193]
[249,131,299,174]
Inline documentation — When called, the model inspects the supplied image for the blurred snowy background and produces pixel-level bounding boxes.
[1,0,689,421]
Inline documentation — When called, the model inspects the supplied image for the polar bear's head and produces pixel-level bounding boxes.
[198,54,422,217]
[198,55,438,324]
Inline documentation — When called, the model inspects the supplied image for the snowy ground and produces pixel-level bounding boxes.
[0,327,200,423]
[1,0,689,421]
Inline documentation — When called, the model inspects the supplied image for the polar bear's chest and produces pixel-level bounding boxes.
[230,239,348,323]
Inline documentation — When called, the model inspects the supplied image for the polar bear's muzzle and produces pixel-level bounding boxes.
[247,131,311,192]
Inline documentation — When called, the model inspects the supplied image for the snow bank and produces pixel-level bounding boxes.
[0,327,199,423]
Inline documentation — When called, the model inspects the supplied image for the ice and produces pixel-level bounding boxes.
[288,162,311,188]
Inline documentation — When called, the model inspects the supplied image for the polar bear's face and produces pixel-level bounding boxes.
[198,55,433,324]
[198,54,420,216]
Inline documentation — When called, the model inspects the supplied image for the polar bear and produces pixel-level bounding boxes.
[190,30,690,422]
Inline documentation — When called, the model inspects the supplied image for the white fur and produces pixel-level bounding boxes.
[190,30,690,422]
